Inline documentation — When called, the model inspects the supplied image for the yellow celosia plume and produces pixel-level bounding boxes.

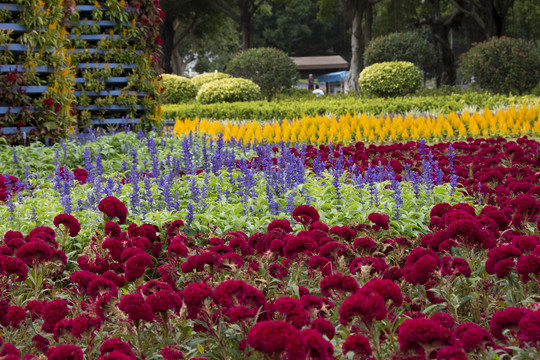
[174,104,540,144]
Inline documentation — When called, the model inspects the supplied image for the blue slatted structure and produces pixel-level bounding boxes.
[0,1,158,137]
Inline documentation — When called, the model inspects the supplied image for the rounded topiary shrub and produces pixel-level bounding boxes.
[364,31,436,71]
[359,61,422,97]
[225,47,298,100]
[160,74,197,104]
[196,78,261,104]
[191,72,231,89]
[459,36,540,95]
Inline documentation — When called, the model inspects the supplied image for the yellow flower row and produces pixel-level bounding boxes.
[173,104,540,144]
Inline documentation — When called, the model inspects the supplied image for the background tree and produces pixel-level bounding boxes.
[202,0,284,50]
[415,0,466,86]
[159,0,231,74]
[317,0,379,92]
[253,0,345,56]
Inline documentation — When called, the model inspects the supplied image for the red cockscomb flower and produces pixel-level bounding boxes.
[182,282,213,317]
[454,322,494,352]
[87,277,118,299]
[125,252,154,282]
[118,294,155,324]
[16,241,54,267]
[301,328,334,360]
[161,345,184,360]
[367,212,389,231]
[53,214,81,237]
[47,344,83,360]
[519,309,540,344]
[311,317,335,339]
[338,288,387,327]
[490,307,531,341]
[98,196,128,224]
[0,255,29,281]
[362,278,403,308]
[342,333,372,358]
[167,220,185,237]
[146,290,182,314]
[213,280,265,310]
[283,235,318,259]
[267,219,293,233]
[7,305,26,328]
[397,318,453,357]
[246,320,306,359]
[292,205,320,228]
[320,273,359,299]
[435,346,468,360]
[41,299,69,333]
[99,338,136,358]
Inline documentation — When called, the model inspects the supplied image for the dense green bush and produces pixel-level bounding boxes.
[164,92,537,120]
[364,31,436,71]
[196,78,261,104]
[160,74,197,104]
[460,37,540,95]
[359,61,422,97]
[225,47,298,100]
[191,72,231,89]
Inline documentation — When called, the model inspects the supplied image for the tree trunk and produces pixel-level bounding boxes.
[160,16,175,73]
[431,24,456,86]
[345,0,364,92]
[240,1,252,49]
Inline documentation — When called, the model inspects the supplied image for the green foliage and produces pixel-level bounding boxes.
[225,47,298,100]
[364,31,436,71]
[359,61,422,97]
[160,74,197,104]
[190,72,231,89]
[196,78,261,104]
[459,36,540,95]
[253,0,346,55]
[163,92,538,120]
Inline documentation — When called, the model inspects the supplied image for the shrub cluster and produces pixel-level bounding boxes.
[196,78,261,104]
[159,74,197,104]
[359,61,422,97]
[460,36,540,95]
[190,72,231,89]
[225,47,298,100]
[364,31,436,71]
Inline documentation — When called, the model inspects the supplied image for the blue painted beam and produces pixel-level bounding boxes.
[0,3,21,11]
[74,77,128,83]
[0,23,26,32]
[91,118,140,125]
[79,105,144,111]
[0,44,142,54]
[73,90,147,96]
[0,126,36,134]
[0,107,24,114]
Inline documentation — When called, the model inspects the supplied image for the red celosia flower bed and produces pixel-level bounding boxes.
[0,136,539,359]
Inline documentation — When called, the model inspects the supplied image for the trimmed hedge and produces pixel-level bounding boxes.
[191,72,231,89]
[163,93,539,120]
[196,78,261,104]
[359,62,422,97]
[160,74,197,104]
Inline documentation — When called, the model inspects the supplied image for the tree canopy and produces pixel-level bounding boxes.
[159,0,540,87]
